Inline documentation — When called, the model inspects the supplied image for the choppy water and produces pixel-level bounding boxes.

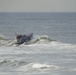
[0,12,76,75]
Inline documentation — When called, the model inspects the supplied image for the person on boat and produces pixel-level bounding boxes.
[15,33,33,44]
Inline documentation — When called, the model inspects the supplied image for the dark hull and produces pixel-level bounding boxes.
[15,33,33,45]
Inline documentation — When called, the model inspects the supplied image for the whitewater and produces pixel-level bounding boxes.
[0,12,76,75]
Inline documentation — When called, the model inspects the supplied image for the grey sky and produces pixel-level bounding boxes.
[0,0,76,12]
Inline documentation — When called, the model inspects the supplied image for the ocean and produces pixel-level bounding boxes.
[0,12,76,75]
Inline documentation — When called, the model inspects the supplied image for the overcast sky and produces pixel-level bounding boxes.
[0,0,76,12]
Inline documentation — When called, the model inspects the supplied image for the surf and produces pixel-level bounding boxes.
[0,35,76,53]
[0,35,55,46]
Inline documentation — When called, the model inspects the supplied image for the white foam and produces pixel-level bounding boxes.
[17,63,60,72]
[32,63,60,70]
[32,63,50,69]
[0,35,76,55]
[55,41,76,49]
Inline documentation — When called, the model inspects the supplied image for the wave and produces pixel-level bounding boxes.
[0,35,76,51]
[0,59,60,71]
[32,63,60,70]
[18,63,76,73]
[28,35,55,44]
[0,59,27,67]
[0,37,4,40]
[18,63,60,72]
[0,35,55,46]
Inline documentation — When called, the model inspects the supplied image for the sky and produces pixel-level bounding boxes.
[0,0,76,12]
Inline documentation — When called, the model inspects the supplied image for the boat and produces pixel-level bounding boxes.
[15,33,33,44]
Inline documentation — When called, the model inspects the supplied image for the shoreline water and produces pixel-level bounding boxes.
[0,12,76,75]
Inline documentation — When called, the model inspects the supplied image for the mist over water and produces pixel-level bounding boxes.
[0,12,76,75]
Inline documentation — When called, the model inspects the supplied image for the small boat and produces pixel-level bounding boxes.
[15,33,33,44]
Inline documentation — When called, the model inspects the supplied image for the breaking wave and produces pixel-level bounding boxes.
[29,35,55,44]
[0,59,60,71]
[18,63,60,71]
[0,35,76,52]
[0,35,55,46]
[0,59,28,67]
[32,63,60,70]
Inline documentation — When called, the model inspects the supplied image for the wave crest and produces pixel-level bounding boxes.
[0,59,27,67]
[18,63,60,71]
[32,63,60,70]
[27,35,55,44]
[0,35,55,46]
